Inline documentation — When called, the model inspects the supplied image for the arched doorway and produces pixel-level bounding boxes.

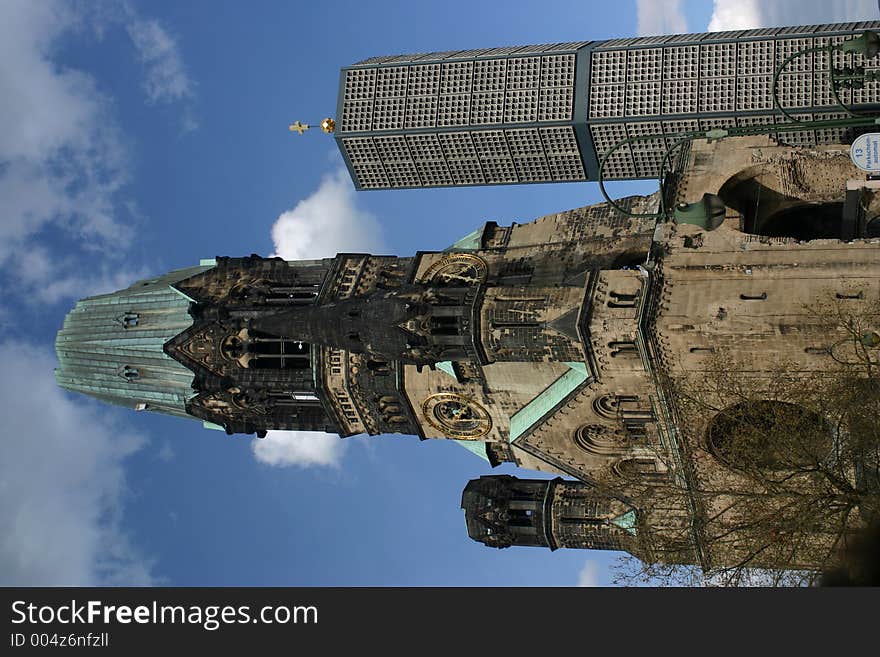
[718,167,845,241]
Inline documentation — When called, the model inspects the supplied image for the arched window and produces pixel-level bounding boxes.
[707,400,830,471]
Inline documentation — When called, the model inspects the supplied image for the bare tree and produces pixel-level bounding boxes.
[614,296,880,586]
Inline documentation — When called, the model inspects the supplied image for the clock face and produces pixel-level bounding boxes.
[420,253,488,286]
[421,393,492,439]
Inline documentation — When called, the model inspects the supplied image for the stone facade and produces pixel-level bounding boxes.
[57,129,880,576]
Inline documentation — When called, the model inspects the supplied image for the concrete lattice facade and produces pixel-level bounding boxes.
[336,21,880,188]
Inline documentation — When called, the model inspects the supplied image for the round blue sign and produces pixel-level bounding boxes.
[850,132,880,172]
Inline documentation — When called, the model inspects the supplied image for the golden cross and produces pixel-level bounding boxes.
[288,120,310,135]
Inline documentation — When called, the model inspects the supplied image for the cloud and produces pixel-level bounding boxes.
[251,431,347,468]
[9,246,151,305]
[577,560,602,587]
[636,0,688,36]
[0,340,155,585]
[708,0,879,31]
[271,169,387,260]
[0,1,132,268]
[126,17,195,106]
[0,0,197,305]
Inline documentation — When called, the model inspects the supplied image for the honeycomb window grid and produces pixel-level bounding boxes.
[813,71,850,107]
[633,152,664,177]
[404,96,439,129]
[384,161,422,187]
[415,160,454,186]
[439,132,479,160]
[374,66,410,98]
[372,97,406,131]
[700,42,737,78]
[506,57,541,89]
[736,39,775,76]
[591,50,627,85]
[698,77,736,113]
[406,134,445,161]
[504,89,539,123]
[473,59,508,92]
[472,130,511,159]
[407,64,441,97]
[471,91,506,124]
[353,163,389,188]
[340,99,374,133]
[596,150,636,179]
[440,61,474,94]
[627,48,663,82]
[589,84,625,119]
[480,157,519,183]
[437,94,471,127]
[540,54,576,88]
[662,78,698,114]
[589,123,628,155]
[513,156,552,181]
[548,154,587,180]
[538,87,573,121]
[373,135,413,162]
[661,119,700,139]
[774,37,815,72]
[539,126,580,155]
[815,35,865,71]
[505,128,545,158]
[344,69,377,101]
[447,159,486,185]
[663,45,698,79]
[736,75,773,111]
[698,116,737,131]
[776,72,814,109]
[852,78,880,105]
[342,137,380,163]
[624,81,661,117]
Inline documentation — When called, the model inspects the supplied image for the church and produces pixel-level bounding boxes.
[55,23,880,581]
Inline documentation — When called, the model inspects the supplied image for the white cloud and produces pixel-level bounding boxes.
[0,1,132,268]
[636,0,688,36]
[577,559,602,587]
[0,0,197,304]
[126,17,195,106]
[0,340,155,585]
[252,430,347,468]
[271,169,387,260]
[708,0,878,31]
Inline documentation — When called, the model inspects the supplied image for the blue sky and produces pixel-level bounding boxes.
[1,0,877,587]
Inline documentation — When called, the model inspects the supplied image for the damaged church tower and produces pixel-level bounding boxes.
[56,22,880,577]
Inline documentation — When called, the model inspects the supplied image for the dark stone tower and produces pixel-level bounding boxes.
[461,475,640,553]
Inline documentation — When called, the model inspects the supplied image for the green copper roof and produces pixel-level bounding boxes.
[611,510,638,535]
[452,439,490,462]
[54,265,212,421]
[509,363,590,442]
[444,224,485,251]
[436,361,457,378]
